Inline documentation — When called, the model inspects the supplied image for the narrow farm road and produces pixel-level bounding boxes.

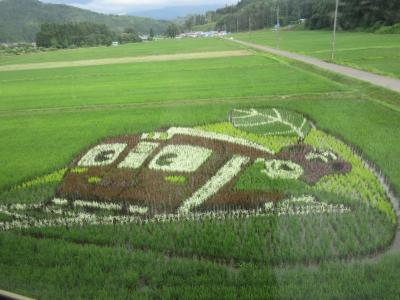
[230,39,400,93]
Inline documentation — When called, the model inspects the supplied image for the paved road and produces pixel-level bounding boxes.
[231,39,400,93]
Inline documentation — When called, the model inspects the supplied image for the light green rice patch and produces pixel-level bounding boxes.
[230,108,312,138]
[11,168,66,191]
[305,128,395,223]
[88,176,102,184]
[197,122,297,153]
[164,175,186,185]
[160,132,169,140]
[70,167,88,174]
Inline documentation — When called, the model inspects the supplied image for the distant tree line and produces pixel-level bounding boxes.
[184,15,208,31]
[35,22,154,48]
[36,22,114,48]
[184,0,400,32]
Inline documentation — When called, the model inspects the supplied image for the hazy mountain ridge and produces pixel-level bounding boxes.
[0,0,169,43]
[130,5,223,21]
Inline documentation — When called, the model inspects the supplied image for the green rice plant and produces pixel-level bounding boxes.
[159,132,169,140]
[0,212,13,222]
[230,108,312,139]
[87,176,102,184]
[234,160,310,195]
[18,203,394,266]
[305,129,396,223]
[198,122,296,153]
[11,168,66,191]
[70,167,88,174]
[164,175,186,184]
[0,181,59,205]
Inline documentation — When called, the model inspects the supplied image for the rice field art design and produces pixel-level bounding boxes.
[0,108,397,264]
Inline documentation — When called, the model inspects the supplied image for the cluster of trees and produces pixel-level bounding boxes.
[118,28,142,44]
[36,22,114,48]
[165,24,181,38]
[35,22,157,48]
[189,0,400,32]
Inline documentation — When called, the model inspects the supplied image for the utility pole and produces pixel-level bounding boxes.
[237,16,239,33]
[248,15,251,32]
[276,0,280,49]
[331,0,339,61]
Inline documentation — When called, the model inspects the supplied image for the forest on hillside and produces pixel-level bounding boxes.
[183,0,400,32]
[0,0,168,43]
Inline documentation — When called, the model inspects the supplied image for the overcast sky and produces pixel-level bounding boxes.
[41,0,238,14]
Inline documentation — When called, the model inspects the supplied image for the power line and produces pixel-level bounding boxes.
[249,15,251,32]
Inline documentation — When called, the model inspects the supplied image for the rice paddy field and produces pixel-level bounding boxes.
[1,36,400,299]
[233,30,400,79]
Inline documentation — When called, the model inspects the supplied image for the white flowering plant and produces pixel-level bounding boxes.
[149,144,213,173]
[78,143,127,167]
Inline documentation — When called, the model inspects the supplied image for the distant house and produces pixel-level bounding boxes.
[177,31,228,39]
[112,41,119,46]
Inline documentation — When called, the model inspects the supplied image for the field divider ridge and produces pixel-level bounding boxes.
[0,91,359,117]
[0,50,251,72]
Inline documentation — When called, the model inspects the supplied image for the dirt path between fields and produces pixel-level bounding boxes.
[229,39,400,93]
[0,50,251,72]
[0,289,34,300]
